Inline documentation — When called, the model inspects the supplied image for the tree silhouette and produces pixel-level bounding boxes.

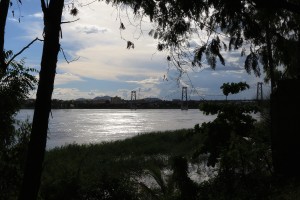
[108,0,299,87]
[220,82,249,100]
[0,0,10,75]
[18,1,65,199]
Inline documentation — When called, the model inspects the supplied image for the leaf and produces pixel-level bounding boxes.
[126,41,134,49]
[120,22,125,30]
[153,31,158,39]
[193,45,206,67]
[157,43,165,51]
[244,52,260,76]
[241,48,246,56]
[148,29,154,36]
[229,37,236,51]
[217,53,225,66]
[70,7,78,16]
[222,41,227,51]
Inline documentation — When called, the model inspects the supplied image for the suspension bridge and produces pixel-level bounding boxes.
[129,82,267,110]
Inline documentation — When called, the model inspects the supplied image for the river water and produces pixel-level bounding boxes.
[17,109,216,149]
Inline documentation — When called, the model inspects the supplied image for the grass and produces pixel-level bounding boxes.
[40,129,202,199]
[39,122,300,200]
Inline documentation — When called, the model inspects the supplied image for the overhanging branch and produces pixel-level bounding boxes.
[6,37,43,67]
[60,47,80,64]
[61,18,80,24]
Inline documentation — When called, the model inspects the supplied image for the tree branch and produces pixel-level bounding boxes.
[80,0,98,7]
[61,18,80,24]
[60,47,80,64]
[6,37,43,67]
[251,0,300,15]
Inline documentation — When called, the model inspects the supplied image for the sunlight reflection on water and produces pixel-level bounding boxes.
[17,109,217,149]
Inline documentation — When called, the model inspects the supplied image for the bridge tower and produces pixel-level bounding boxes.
[130,91,137,109]
[256,82,263,101]
[181,87,188,110]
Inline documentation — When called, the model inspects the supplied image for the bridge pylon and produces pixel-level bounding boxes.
[257,82,263,101]
[181,87,188,110]
[130,91,137,109]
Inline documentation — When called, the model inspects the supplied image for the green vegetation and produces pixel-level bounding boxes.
[0,53,37,200]
[40,119,299,200]
[41,129,200,200]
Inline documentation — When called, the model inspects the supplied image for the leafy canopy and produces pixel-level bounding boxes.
[104,0,299,83]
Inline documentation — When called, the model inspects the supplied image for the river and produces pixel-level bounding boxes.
[16,109,216,149]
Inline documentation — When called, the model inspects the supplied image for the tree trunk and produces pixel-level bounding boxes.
[18,1,64,200]
[268,22,300,181]
[271,79,300,181]
[0,0,10,74]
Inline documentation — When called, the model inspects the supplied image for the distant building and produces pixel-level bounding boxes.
[172,99,181,102]
[111,96,122,104]
[143,97,162,102]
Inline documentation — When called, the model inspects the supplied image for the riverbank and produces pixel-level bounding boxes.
[40,122,299,200]
[41,129,202,199]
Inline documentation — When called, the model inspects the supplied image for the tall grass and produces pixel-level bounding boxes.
[40,129,201,199]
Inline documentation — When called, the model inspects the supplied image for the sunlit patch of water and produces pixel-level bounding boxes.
[16,109,216,149]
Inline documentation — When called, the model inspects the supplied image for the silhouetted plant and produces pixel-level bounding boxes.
[193,82,273,199]
[0,53,36,149]
[220,82,250,100]
[0,53,36,199]
[137,156,199,200]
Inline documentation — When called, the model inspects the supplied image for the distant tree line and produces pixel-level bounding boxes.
[22,98,221,109]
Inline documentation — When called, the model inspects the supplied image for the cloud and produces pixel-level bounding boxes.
[54,73,84,85]
[58,42,166,81]
[74,24,109,34]
[29,12,43,19]
[52,88,107,100]
[8,17,19,22]
[126,77,160,85]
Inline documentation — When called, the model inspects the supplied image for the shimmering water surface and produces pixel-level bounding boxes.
[17,109,216,149]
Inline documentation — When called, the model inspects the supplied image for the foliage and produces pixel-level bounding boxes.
[220,82,249,99]
[191,83,274,199]
[0,51,37,149]
[0,120,32,200]
[39,95,277,200]
[0,51,37,199]
[139,156,199,200]
[40,129,200,200]
[196,101,260,167]
[106,0,300,83]
[39,117,278,200]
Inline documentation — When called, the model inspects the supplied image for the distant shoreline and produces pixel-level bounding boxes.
[22,99,261,110]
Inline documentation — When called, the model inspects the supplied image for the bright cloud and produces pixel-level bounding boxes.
[29,12,43,19]
[74,24,109,34]
[126,77,160,85]
[54,73,84,85]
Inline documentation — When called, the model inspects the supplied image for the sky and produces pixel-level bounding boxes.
[5,0,271,101]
